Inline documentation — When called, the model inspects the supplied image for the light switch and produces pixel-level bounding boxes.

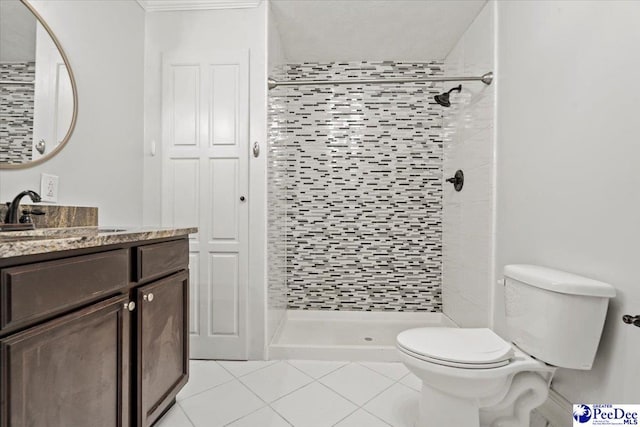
[40,173,59,202]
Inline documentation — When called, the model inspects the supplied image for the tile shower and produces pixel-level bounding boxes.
[0,62,35,163]
[267,61,455,358]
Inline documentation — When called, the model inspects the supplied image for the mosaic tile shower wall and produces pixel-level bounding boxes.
[268,61,444,312]
[0,62,35,164]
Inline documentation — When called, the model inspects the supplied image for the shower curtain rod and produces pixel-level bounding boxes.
[267,71,493,90]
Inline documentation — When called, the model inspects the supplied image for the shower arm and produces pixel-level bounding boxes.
[268,71,493,90]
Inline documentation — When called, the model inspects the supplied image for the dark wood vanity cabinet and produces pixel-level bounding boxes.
[1,294,131,427]
[136,271,188,426]
[0,236,190,427]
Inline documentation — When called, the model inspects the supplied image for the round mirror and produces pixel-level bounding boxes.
[0,0,78,168]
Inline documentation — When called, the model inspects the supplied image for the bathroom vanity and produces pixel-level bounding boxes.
[0,226,196,427]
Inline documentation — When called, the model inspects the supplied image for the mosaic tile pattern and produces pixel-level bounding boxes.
[0,62,35,164]
[268,61,444,312]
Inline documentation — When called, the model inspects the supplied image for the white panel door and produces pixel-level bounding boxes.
[32,23,73,160]
[162,50,249,360]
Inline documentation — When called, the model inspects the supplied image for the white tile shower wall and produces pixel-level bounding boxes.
[266,8,288,345]
[0,62,35,164]
[268,61,445,312]
[442,1,495,327]
[267,64,289,337]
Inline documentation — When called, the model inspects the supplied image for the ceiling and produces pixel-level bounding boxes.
[270,0,487,63]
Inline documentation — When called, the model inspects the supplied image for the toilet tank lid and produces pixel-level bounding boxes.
[504,264,616,298]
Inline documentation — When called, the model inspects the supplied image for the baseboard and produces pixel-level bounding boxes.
[537,388,572,427]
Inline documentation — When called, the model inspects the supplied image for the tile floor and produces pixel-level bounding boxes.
[156,359,422,427]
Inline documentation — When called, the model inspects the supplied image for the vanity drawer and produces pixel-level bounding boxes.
[136,239,188,282]
[0,249,129,332]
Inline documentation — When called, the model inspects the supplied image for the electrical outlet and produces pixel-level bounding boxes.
[40,173,59,202]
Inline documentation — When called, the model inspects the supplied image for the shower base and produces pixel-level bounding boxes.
[269,310,456,362]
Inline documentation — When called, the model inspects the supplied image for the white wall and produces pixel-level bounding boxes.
[268,3,286,71]
[442,1,495,327]
[495,0,640,403]
[143,5,268,359]
[0,0,145,226]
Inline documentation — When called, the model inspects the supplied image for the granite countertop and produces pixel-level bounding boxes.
[0,226,197,258]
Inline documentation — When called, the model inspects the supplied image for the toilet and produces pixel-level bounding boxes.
[397,264,616,427]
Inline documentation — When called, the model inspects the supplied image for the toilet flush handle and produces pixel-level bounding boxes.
[622,314,640,327]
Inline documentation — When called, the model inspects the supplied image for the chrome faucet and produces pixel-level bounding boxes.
[4,190,42,224]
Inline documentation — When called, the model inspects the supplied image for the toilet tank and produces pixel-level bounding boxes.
[504,264,616,370]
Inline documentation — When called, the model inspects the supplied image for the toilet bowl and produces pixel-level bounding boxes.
[397,264,616,427]
[398,327,554,427]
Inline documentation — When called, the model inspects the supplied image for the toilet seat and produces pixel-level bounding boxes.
[397,328,514,369]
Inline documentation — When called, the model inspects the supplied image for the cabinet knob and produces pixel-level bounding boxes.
[144,293,154,302]
[124,301,136,311]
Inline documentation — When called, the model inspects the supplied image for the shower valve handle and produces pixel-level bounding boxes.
[446,170,464,192]
[622,314,640,327]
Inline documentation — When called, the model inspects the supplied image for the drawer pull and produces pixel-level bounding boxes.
[123,301,136,312]
[144,293,154,302]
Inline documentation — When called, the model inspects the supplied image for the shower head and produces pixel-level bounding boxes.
[434,85,462,107]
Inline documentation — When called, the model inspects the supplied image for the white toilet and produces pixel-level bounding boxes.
[397,264,616,427]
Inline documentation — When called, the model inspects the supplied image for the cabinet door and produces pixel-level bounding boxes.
[136,271,189,426]
[0,295,130,427]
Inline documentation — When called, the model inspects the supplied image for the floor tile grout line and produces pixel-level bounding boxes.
[231,367,302,426]
[360,381,419,427]
[263,375,316,406]
[265,377,361,425]
[179,361,286,426]
[397,372,421,392]
[176,401,197,427]
[314,362,400,409]
[266,403,296,427]
[283,359,349,380]
[356,361,410,382]
[222,378,280,426]
[180,359,418,427]
[313,379,377,412]
[330,406,361,427]
[222,402,292,427]
[347,376,397,408]
[216,359,279,379]
[274,379,362,427]
[360,406,395,427]
[177,375,236,403]
[236,361,315,405]
[275,360,410,410]
[179,378,262,426]
[342,368,413,412]
[213,359,315,425]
